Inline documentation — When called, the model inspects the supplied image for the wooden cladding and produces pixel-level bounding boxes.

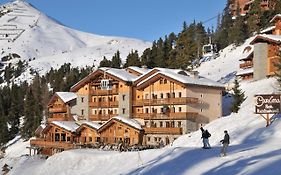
[239,61,253,69]
[89,101,118,108]
[134,112,198,121]
[144,127,182,135]
[49,105,67,113]
[133,97,198,106]
[89,114,115,121]
[91,89,118,96]
[30,139,74,149]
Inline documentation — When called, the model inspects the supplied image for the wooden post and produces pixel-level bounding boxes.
[266,114,270,127]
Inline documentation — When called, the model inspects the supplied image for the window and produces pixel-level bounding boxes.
[81,97,84,103]
[171,121,175,127]
[148,137,150,141]
[160,93,163,98]
[122,108,126,114]
[160,121,163,127]
[94,98,96,102]
[114,109,117,114]
[145,108,149,113]
[201,94,203,98]
[154,137,157,142]
[178,121,182,127]
[200,109,203,112]
[89,137,92,142]
[179,107,182,112]
[164,79,167,84]
[172,92,175,98]
[81,109,84,115]
[137,95,140,99]
[166,93,170,98]
[160,79,163,84]
[94,110,97,114]
[179,92,182,98]
[122,95,126,101]
[166,122,170,128]
[55,133,60,142]
[67,137,70,142]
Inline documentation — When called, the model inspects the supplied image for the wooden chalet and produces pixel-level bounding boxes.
[98,116,144,146]
[76,121,101,145]
[30,121,79,156]
[237,46,254,80]
[47,92,77,122]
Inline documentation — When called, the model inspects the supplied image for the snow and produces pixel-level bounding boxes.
[2,38,281,174]
[99,67,138,82]
[269,14,281,23]
[112,116,143,130]
[51,121,79,132]
[127,66,150,75]
[81,121,101,130]
[1,1,281,175]
[137,68,224,88]
[260,26,275,34]
[0,0,151,84]
[56,92,77,103]
[237,68,253,76]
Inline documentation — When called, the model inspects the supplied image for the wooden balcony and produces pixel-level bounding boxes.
[91,89,118,96]
[47,117,66,123]
[134,112,198,121]
[89,101,118,108]
[30,139,74,149]
[144,127,182,135]
[239,62,253,69]
[89,114,116,121]
[133,97,198,106]
[49,106,67,113]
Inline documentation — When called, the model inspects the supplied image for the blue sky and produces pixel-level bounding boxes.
[0,0,226,41]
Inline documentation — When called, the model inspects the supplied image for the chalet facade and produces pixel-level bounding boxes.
[31,66,224,155]
[237,14,281,80]
[229,0,273,17]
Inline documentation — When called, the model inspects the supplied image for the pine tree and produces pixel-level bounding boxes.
[111,50,122,68]
[230,78,246,113]
[99,56,112,67]
[124,50,141,68]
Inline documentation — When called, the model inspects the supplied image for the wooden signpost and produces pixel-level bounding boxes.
[254,94,281,127]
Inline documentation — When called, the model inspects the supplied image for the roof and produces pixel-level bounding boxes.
[70,68,138,92]
[237,68,254,76]
[126,66,150,75]
[270,14,281,23]
[99,116,143,132]
[56,92,77,103]
[51,121,80,132]
[81,121,101,130]
[260,26,275,34]
[99,67,137,82]
[250,34,281,45]
[239,46,253,61]
[137,68,225,89]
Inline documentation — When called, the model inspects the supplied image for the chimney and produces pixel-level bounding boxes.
[190,71,199,79]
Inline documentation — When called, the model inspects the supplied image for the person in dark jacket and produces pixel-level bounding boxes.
[200,127,211,149]
[220,130,230,156]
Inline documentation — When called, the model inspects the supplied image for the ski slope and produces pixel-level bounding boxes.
[2,33,281,175]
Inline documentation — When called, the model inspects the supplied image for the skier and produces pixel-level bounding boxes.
[200,126,211,149]
[220,130,230,157]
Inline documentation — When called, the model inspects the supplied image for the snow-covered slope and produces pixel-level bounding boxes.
[2,35,281,175]
[0,0,151,79]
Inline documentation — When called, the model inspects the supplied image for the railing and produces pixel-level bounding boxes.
[91,89,118,96]
[89,101,118,107]
[49,105,67,113]
[30,139,74,149]
[133,112,198,121]
[47,117,66,123]
[239,62,253,69]
[133,97,198,106]
[144,127,182,135]
[89,114,116,121]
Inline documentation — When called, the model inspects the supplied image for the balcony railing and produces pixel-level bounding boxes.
[47,117,66,123]
[144,127,182,135]
[91,89,118,96]
[239,62,253,69]
[133,97,198,106]
[30,139,74,149]
[89,101,118,108]
[133,112,198,121]
[89,114,116,121]
[49,106,67,113]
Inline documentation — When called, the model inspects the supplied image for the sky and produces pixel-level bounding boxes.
[0,0,227,41]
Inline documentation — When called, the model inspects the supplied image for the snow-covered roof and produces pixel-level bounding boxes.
[236,68,254,76]
[250,34,281,44]
[239,46,253,61]
[137,68,224,89]
[100,67,138,82]
[99,116,143,131]
[260,26,275,34]
[56,92,77,103]
[82,121,101,130]
[270,14,281,23]
[51,121,80,132]
[127,66,150,75]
